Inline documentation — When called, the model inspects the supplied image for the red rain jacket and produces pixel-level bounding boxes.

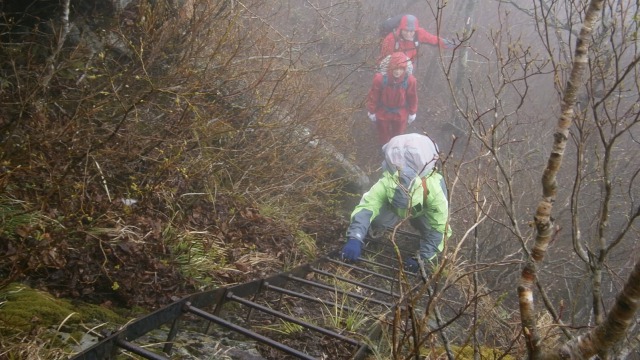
[366,71,418,124]
[367,56,418,144]
[379,28,447,65]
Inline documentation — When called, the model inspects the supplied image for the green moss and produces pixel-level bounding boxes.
[74,302,127,324]
[429,345,516,359]
[0,283,125,336]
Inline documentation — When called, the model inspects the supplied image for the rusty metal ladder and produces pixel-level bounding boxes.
[71,230,425,360]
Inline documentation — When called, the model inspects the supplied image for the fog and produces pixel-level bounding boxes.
[258,1,640,349]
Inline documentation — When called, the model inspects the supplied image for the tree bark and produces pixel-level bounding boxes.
[558,257,640,359]
[519,0,605,358]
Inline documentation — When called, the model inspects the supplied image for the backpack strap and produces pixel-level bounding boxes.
[392,31,420,72]
[381,73,409,114]
[421,176,429,205]
[394,31,420,52]
[382,73,409,90]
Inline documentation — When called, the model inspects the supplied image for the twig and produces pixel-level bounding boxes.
[92,157,112,202]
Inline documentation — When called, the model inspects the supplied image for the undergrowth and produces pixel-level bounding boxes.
[1,0,361,357]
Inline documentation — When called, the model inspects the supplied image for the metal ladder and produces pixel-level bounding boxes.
[71,230,429,360]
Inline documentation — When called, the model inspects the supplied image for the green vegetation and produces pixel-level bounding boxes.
[320,292,371,333]
[0,283,126,334]
[258,319,305,336]
[0,283,128,358]
[172,231,230,290]
[295,230,318,262]
[436,345,517,360]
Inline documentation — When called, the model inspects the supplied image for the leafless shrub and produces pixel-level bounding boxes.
[0,0,370,301]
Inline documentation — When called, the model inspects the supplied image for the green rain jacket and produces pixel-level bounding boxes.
[346,134,450,261]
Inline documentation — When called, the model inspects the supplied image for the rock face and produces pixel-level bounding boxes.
[67,326,267,359]
[123,327,267,359]
[297,126,371,194]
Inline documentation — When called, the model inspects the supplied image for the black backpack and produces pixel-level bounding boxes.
[379,14,407,37]
[379,14,419,51]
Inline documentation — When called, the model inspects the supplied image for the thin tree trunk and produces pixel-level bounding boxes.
[473,165,481,360]
[41,0,71,89]
[518,0,605,358]
[451,0,476,134]
[557,256,640,359]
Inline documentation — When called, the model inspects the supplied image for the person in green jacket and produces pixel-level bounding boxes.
[341,133,450,272]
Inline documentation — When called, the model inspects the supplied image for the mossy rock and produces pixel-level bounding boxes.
[0,283,125,336]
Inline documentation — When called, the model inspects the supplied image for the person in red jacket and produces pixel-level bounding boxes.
[367,52,418,146]
[378,14,454,67]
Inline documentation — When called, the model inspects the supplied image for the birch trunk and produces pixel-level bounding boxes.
[558,258,640,359]
[518,0,605,358]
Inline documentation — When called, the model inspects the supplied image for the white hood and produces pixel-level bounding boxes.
[382,133,439,181]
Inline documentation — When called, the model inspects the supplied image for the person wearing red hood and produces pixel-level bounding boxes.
[378,14,454,66]
[366,52,418,146]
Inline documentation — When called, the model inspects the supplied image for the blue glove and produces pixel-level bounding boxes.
[341,238,362,261]
[442,38,456,49]
[404,257,420,272]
